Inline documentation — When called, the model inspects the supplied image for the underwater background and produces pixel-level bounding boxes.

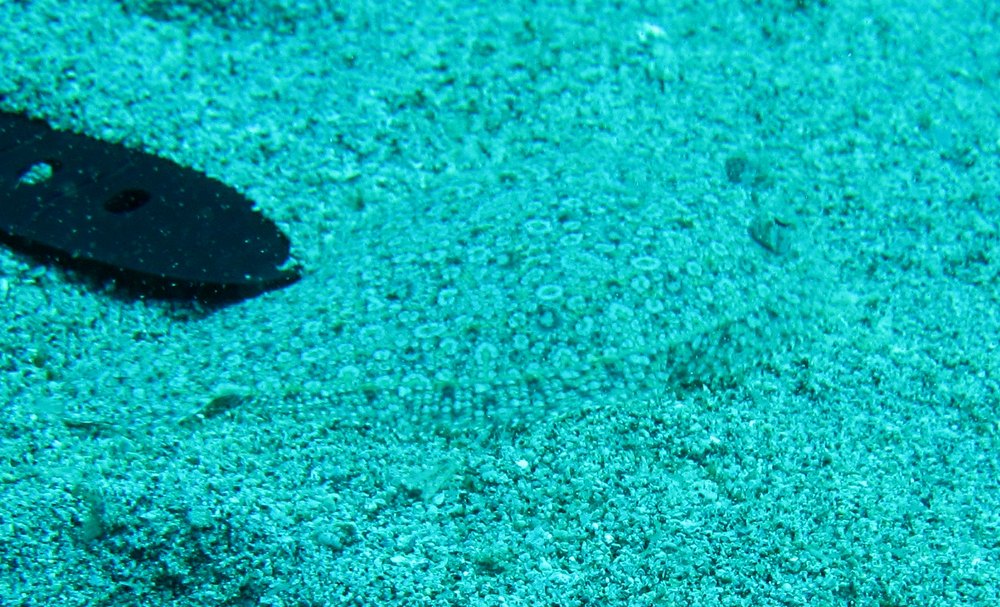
[1,0,998,604]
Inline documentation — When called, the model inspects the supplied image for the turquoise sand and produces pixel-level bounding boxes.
[1,1,998,604]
